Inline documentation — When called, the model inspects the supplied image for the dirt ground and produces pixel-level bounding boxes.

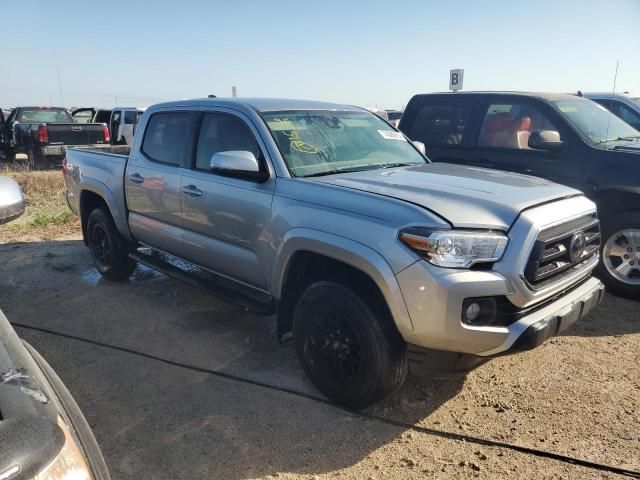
[0,229,638,479]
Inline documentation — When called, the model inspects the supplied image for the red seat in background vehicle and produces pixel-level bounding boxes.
[478,112,513,147]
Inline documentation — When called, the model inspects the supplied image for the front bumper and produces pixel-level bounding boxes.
[396,260,604,356]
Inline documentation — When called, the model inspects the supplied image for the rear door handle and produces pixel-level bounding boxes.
[129,173,144,184]
[182,185,203,197]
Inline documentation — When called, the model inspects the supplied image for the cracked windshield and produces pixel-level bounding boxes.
[263,110,426,177]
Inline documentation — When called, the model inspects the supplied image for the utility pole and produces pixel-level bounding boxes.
[56,66,65,106]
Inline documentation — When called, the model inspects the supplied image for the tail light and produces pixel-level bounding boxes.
[102,123,110,143]
[36,124,49,144]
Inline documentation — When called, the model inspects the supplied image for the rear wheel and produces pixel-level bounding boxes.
[599,212,640,299]
[87,208,136,281]
[27,149,47,170]
[293,281,407,409]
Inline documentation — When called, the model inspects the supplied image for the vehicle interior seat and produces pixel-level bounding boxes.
[447,125,465,144]
[514,115,532,149]
[479,113,514,147]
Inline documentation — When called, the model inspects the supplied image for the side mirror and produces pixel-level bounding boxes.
[0,176,25,225]
[210,150,267,181]
[528,130,564,152]
[413,140,426,155]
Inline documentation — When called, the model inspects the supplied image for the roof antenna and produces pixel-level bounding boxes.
[603,60,619,151]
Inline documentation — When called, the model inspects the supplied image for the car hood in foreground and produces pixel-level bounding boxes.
[313,163,581,230]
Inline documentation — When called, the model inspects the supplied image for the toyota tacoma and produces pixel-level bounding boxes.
[63,98,604,408]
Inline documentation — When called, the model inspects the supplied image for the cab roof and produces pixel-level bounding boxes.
[412,91,580,102]
[152,97,364,113]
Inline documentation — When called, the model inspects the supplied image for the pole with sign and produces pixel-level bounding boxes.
[449,69,464,91]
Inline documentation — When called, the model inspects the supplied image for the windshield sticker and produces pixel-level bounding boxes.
[290,140,318,153]
[378,130,406,141]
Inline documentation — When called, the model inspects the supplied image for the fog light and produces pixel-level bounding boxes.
[465,302,481,322]
[461,297,498,326]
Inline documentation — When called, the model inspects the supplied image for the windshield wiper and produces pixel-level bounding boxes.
[302,162,420,178]
[301,164,389,178]
[380,162,416,169]
[596,136,640,145]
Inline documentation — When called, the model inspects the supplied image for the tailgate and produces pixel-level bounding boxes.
[46,123,107,146]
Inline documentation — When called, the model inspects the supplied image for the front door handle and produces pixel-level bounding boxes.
[129,173,144,184]
[182,185,203,197]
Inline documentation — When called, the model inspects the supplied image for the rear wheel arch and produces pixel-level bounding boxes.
[79,191,113,245]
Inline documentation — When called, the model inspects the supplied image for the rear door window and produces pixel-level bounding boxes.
[477,102,559,149]
[141,112,191,166]
[404,98,475,146]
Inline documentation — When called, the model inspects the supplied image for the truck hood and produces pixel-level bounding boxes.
[313,163,580,230]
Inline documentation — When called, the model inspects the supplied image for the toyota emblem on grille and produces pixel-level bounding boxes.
[569,231,587,262]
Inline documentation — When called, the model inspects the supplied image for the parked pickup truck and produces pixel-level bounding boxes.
[399,92,640,298]
[1,106,110,169]
[64,98,604,408]
[72,107,145,146]
[0,176,110,480]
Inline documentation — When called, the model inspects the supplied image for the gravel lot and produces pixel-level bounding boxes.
[0,236,638,479]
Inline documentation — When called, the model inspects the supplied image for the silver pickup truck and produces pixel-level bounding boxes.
[64,98,604,408]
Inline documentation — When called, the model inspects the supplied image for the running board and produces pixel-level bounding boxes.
[129,250,276,316]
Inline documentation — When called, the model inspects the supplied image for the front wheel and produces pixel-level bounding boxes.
[599,212,640,299]
[87,208,137,281]
[293,281,407,409]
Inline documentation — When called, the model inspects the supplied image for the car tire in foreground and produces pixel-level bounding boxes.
[293,281,407,409]
[87,208,137,281]
[599,212,640,299]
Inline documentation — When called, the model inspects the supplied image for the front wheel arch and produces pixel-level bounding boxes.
[276,250,405,344]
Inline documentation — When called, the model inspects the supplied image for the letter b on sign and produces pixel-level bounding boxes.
[449,69,464,91]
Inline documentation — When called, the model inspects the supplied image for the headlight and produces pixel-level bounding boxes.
[399,227,508,268]
[34,416,93,480]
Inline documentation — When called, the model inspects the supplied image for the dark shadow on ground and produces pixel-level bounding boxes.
[1,239,467,479]
[568,293,639,337]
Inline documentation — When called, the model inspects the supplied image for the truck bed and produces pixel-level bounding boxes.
[68,144,131,157]
[64,145,131,239]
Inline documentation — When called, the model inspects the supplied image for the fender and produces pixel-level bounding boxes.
[79,181,134,242]
[592,186,640,217]
[271,228,414,336]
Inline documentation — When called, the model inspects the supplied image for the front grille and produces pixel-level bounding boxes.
[524,214,600,288]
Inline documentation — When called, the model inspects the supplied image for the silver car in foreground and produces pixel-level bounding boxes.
[0,176,110,479]
[64,98,604,408]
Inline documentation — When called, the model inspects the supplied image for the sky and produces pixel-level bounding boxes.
[1,0,639,110]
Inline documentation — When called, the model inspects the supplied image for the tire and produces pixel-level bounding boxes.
[86,208,136,281]
[293,281,407,409]
[598,211,640,299]
[27,149,47,170]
